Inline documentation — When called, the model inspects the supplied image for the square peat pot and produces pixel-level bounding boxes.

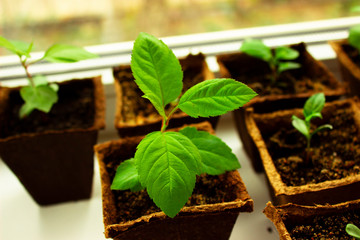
[246,98,360,206]
[217,42,346,172]
[95,121,253,240]
[0,77,105,205]
[113,53,219,137]
[330,39,360,97]
[264,200,360,240]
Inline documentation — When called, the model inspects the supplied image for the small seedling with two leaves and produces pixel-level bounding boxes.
[346,223,360,239]
[110,32,257,218]
[240,38,301,85]
[291,93,333,164]
[0,36,98,118]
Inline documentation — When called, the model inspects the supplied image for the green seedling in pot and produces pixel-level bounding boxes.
[0,36,98,118]
[346,223,360,239]
[291,93,333,163]
[240,38,301,85]
[110,32,257,218]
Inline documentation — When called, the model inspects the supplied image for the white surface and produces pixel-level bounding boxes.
[0,112,278,240]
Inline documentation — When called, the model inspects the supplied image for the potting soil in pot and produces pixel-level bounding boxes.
[104,151,239,223]
[1,79,95,137]
[288,208,360,239]
[266,108,360,186]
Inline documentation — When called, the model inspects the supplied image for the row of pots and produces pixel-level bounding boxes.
[0,36,359,239]
[219,38,360,239]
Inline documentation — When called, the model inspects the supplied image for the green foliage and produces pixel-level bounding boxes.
[0,35,98,118]
[111,32,257,218]
[240,39,301,84]
[346,223,360,239]
[349,25,360,52]
[291,93,333,149]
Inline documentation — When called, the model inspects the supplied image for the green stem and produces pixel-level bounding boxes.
[20,57,35,88]
[160,105,179,132]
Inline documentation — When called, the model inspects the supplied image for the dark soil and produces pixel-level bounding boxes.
[0,79,95,138]
[103,149,237,223]
[288,208,360,239]
[237,70,331,97]
[114,60,205,124]
[342,43,360,68]
[112,173,237,223]
[267,108,360,186]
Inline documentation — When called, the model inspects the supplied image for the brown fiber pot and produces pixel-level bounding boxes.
[246,98,360,206]
[95,121,253,240]
[330,39,360,97]
[217,42,346,172]
[0,77,105,205]
[264,200,360,240]
[113,53,219,137]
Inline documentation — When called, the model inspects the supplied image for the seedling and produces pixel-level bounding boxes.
[346,223,360,239]
[110,32,257,218]
[240,38,301,85]
[292,93,333,163]
[0,36,98,118]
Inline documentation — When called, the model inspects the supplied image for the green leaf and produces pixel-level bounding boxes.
[131,32,183,118]
[303,93,325,119]
[10,40,33,57]
[33,75,48,86]
[277,61,301,74]
[135,131,201,218]
[0,36,30,57]
[351,6,360,13]
[19,84,58,118]
[240,38,272,62]
[311,124,333,139]
[305,112,322,122]
[275,46,299,61]
[179,127,240,175]
[346,223,360,239]
[111,158,144,192]
[178,78,257,118]
[349,25,360,52]
[292,115,310,140]
[43,44,98,63]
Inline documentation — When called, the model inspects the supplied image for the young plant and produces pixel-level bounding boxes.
[110,32,257,218]
[240,38,301,85]
[346,223,360,239]
[291,93,333,163]
[0,36,98,118]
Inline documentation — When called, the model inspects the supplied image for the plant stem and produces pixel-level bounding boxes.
[160,105,179,132]
[20,57,35,88]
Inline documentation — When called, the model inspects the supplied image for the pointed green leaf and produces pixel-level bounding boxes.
[135,131,201,217]
[131,32,183,118]
[179,127,240,175]
[43,44,98,63]
[240,38,272,62]
[277,61,301,74]
[0,36,30,57]
[10,40,32,57]
[19,84,58,118]
[311,124,333,139]
[303,93,325,119]
[275,46,299,61]
[292,115,310,140]
[346,223,360,239]
[111,158,144,192]
[349,25,360,52]
[178,78,257,118]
